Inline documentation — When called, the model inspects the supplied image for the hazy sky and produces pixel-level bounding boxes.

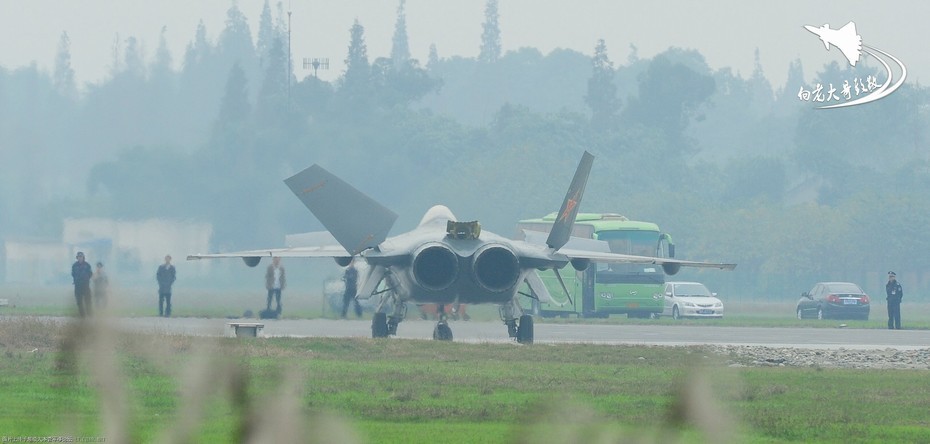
[1,0,927,92]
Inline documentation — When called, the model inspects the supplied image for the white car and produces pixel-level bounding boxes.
[662,281,724,319]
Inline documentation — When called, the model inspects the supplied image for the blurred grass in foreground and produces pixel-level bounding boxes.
[1,316,929,443]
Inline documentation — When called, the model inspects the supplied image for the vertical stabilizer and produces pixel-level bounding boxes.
[546,151,594,250]
[284,165,398,255]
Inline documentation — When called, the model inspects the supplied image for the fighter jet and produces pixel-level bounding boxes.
[188,152,735,343]
[804,22,862,66]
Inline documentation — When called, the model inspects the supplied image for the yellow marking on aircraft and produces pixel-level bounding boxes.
[302,180,327,194]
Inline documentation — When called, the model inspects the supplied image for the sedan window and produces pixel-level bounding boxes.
[672,283,712,297]
[825,283,864,294]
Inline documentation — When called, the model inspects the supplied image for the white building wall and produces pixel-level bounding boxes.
[2,218,214,285]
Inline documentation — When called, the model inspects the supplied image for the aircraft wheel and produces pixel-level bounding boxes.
[506,321,518,337]
[817,308,824,320]
[433,323,453,341]
[796,308,804,320]
[516,315,534,344]
[372,313,389,338]
[672,306,681,320]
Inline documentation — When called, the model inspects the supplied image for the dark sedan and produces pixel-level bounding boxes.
[797,282,870,320]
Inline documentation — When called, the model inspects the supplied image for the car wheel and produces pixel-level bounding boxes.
[797,308,804,320]
[817,308,824,320]
[672,306,681,320]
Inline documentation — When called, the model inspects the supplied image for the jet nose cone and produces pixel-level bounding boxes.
[803,25,819,34]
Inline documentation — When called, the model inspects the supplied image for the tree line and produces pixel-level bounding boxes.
[1,0,928,299]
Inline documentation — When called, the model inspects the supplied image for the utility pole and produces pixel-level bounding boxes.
[287,6,292,113]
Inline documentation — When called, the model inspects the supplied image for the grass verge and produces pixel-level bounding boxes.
[0,317,928,443]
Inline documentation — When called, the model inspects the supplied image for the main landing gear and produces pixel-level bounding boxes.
[371,292,406,339]
[371,296,534,344]
[501,298,534,344]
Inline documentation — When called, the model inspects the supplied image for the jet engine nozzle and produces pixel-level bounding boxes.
[473,244,520,292]
[412,243,459,291]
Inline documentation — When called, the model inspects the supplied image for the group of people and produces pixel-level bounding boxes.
[260,257,364,319]
[70,252,176,318]
[69,251,110,317]
[260,257,363,319]
[71,251,110,318]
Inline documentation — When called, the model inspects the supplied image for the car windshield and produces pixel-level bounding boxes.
[825,283,864,294]
[673,283,712,297]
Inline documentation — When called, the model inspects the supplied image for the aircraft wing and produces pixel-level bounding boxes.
[556,247,736,270]
[187,244,350,261]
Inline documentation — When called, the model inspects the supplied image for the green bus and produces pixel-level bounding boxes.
[517,213,675,318]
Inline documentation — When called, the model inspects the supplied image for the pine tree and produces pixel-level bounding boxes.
[53,31,77,99]
[123,36,145,79]
[256,0,274,68]
[478,0,501,63]
[391,0,411,71]
[747,48,774,115]
[342,19,371,96]
[585,39,620,131]
[152,26,173,79]
[427,44,439,70]
[217,3,258,87]
[108,33,122,77]
[212,62,252,154]
[182,20,211,70]
[782,58,805,98]
[256,36,289,124]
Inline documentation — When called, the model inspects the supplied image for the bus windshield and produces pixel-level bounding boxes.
[596,230,661,256]
[595,230,664,276]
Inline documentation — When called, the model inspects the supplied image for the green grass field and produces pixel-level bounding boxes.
[1,316,928,443]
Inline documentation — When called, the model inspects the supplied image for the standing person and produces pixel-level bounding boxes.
[71,251,93,317]
[265,257,286,315]
[341,260,362,318]
[886,271,903,330]
[92,262,109,310]
[156,255,176,317]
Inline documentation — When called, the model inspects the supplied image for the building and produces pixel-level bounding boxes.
[2,218,213,286]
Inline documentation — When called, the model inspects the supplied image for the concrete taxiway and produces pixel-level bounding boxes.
[62,316,930,350]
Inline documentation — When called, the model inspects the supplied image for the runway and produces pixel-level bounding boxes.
[86,316,930,350]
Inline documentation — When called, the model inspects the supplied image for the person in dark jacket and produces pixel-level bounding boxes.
[156,255,176,317]
[886,271,903,329]
[341,260,362,318]
[71,251,93,317]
